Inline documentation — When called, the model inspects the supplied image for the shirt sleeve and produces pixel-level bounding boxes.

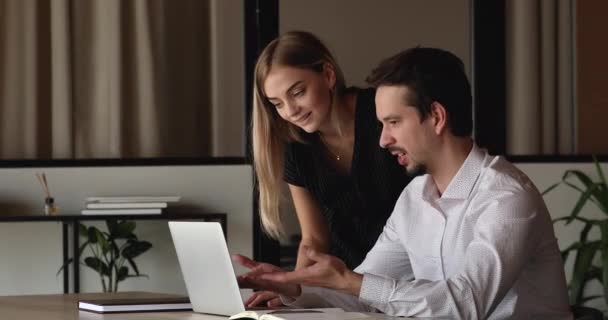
[354,201,414,281]
[280,286,374,312]
[284,143,306,187]
[358,191,546,318]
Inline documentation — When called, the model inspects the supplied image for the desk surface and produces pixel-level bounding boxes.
[0,292,229,320]
[0,292,410,320]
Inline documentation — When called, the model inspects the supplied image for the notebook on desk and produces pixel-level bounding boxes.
[78,296,192,313]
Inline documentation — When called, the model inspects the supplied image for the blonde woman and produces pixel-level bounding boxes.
[250,31,411,306]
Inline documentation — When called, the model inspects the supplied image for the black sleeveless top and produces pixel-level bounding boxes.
[284,87,411,269]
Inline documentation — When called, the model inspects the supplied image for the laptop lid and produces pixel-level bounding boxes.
[169,221,246,316]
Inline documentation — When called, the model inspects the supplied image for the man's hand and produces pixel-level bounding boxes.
[244,291,283,308]
[232,254,301,299]
[257,247,364,296]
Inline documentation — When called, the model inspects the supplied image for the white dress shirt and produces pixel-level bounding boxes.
[284,144,572,319]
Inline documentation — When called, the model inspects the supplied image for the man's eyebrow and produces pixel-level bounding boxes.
[381,115,401,122]
[266,81,303,100]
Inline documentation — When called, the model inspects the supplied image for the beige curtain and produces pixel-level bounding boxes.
[506,0,575,155]
[0,0,211,159]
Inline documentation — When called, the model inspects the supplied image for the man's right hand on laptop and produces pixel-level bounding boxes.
[244,291,283,308]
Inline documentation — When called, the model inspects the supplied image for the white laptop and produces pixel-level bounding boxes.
[169,221,247,316]
[169,222,360,319]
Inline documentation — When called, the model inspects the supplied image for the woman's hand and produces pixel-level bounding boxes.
[256,247,363,296]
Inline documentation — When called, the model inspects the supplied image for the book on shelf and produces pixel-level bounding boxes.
[86,202,168,209]
[86,196,181,203]
[229,308,369,320]
[78,296,191,313]
[81,208,163,215]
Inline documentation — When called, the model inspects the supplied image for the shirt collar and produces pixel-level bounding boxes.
[421,143,485,202]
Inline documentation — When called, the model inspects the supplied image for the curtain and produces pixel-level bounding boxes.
[0,0,211,159]
[505,0,575,155]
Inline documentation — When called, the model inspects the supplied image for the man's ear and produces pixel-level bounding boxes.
[430,102,447,135]
[323,63,337,89]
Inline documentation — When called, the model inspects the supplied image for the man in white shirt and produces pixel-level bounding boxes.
[234,47,572,319]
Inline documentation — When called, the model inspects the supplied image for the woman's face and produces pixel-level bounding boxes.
[263,64,335,133]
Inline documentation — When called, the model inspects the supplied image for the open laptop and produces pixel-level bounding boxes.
[169,221,247,316]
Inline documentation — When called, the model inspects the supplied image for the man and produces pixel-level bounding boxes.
[235,47,572,319]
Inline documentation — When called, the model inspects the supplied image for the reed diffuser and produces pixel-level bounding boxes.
[36,172,57,215]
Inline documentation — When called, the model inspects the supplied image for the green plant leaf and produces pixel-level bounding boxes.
[117,266,129,282]
[553,216,594,225]
[84,257,110,277]
[87,226,101,244]
[566,183,600,224]
[593,156,607,187]
[56,257,73,276]
[127,258,140,276]
[96,230,110,254]
[109,239,120,258]
[108,253,117,271]
[542,182,561,195]
[79,223,88,237]
[563,180,586,194]
[584,266,603,283]
[121,240,152,259]
[113,221,136,239]
[566,170,608,213]
[77,241,90,259]
[592,156,608,216]
[600,221,608,306]
[562,242,584,254]
[579,295,603,304]
[106,220,118,237]
[569,241,600,305]
[564,169,595,188]
[580,223,594,244]
[562,181,604,210]
[125,273,149,279]
[561,242,585,265]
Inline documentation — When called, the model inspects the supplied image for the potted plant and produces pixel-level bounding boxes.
[59,220,152,292]
[544,157,608,307]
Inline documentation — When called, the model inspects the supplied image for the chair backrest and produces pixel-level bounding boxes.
[571,305,603,320]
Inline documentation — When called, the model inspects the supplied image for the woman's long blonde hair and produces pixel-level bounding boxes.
[252,31,346,239]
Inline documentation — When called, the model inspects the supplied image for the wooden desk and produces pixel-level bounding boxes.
[0,292,227,320]
[0,292,410,320]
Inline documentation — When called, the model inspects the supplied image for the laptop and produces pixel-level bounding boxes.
[169,221,247,316]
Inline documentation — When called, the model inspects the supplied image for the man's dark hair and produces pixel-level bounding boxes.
[366,47,473,137]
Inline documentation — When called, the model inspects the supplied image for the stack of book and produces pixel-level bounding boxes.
[81,196,181,215]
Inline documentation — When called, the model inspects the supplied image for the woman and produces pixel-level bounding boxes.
[250,31,410,306]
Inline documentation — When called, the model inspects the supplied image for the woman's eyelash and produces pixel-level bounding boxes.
[269,89,304,108]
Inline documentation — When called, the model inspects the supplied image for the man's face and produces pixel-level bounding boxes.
[376,85,433,176]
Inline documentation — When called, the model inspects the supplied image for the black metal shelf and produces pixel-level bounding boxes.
[0,212,227,294]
